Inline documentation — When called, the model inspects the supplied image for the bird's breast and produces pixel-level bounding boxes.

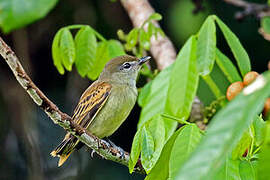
[87,84,137,138]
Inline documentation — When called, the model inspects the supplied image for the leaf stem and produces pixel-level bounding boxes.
[161,114,191,125]
[202,74,223,99]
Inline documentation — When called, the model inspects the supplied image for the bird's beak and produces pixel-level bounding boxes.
[138,56,151,65]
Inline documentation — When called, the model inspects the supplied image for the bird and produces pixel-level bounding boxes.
[50,55,151,166]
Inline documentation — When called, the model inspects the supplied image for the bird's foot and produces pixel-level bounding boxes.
[105,138,125,159]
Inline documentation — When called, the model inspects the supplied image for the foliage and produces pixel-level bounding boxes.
[49,14,270,179]
[0,0,58,33]
[129,15,269,180]
[1,1,269,178]
[51,25,125,79]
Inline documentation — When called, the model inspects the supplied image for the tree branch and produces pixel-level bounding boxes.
[120,0,176,70]
[224,0,270,19]
[0,37,145,174]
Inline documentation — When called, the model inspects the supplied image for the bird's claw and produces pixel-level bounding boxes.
[106,138,125,159]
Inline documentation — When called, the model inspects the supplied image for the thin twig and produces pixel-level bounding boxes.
[0,37,145,174]
[224,0,270,19]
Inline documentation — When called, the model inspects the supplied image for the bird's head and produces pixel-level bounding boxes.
[99,55,151,86]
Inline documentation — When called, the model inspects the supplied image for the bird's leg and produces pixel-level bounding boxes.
[105,137,125,159]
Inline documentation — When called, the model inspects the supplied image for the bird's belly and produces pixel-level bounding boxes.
[87,86,137,138]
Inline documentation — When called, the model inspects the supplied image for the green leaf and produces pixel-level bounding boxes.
[239,160,256,180]
[196,16,216,75]
[141,126,155,173]
[127,28,139,49]
[147,13,162,21]
[253,115,266,147]
[165,36,199,121]
[0,0,58,33]
[258,121,270,180]
[139,29,150,50]
[128,129,142,173]
[147,23,155,39]
[75,26,97,77]
[215,48,242,83]
[261,17,270,34]
[169,124,202,179]
[87,41,109,80]
[52,29,64,74]
[138,65,172,127]
[231,129,252,160]
[145,128,182,180]
[107,40,125,58]
[212,157,241,180]
[215,16,251,77]
[141,115,166,173]
[59,28,76,71]
[176,72,270,180]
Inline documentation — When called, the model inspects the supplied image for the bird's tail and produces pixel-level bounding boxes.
[50,133,78,167]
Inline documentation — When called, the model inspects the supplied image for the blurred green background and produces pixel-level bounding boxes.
[0,0,269,179]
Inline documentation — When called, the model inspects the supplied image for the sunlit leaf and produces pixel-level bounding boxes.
[87,41,109,80]
[215,48,242,83]
[239,160,256,180]
[176,72,270,179]
[141,115,166,173]
[0,0,58,33]
[169,124,202,179]
[107,39,125,58]
[127,28,139,49]
[60,28,76,71]
[147,13,162,21]
[212,156,241,180]
[52,29,64,74]
[196,16,216,76]
[75,26,97,77]
[215,16,251,77]
[165,36,199,121]
[253,115,265,147]
[128,129,142,173]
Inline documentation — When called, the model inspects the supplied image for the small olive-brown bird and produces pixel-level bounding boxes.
[51,55,150,166]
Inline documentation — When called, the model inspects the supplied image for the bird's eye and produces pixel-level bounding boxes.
[123,63,131,69]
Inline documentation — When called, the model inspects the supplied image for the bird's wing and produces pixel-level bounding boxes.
[72,81,111,129]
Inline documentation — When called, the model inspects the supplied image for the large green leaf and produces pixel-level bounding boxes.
[169,124,202,179]
[212,157,241,180]
[239,160,256,180]
[165,36,199,121]
[60,28,76,71]
[196,16,216,76]
[52,29,64,74]
[176,72,270,179]
[138,65,173,127]
[141,116,165,173]
[215,16,251,77]
[107,40,125,58]
[128,129,142,173]
[145,128,182,180]
[75,26,97,77]
[0,0,58,33]
[258,121,270,180]
[215,48,242,83]
[87,41,109,80]
[253,116,266,147]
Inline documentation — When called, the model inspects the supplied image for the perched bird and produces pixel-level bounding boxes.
[51,55,150,166]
